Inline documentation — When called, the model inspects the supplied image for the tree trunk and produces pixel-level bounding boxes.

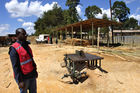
[107,31,110,47]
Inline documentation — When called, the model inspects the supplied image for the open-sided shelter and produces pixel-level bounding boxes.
[55,18,121,47]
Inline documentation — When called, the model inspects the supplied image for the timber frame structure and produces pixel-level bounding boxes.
[54,18,121,47]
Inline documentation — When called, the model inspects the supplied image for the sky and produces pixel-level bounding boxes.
[0,0,140,36]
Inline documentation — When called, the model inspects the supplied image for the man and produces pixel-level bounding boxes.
[9,28,38,93]
[55,37,58,44]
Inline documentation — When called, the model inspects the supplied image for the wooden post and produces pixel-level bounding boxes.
[107,26,110,47]
[97,27,100,49]
[72,26,73,39]
[95,60,97,67]
[80,24,82,46]
[109,0,114,44]
[60,31,62,41]
[121,28,123,46]
[65,28,67,39]
[92,22,94,46]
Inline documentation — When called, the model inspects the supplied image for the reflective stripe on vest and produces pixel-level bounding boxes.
[20,58,32,66]
[16,45,22,50]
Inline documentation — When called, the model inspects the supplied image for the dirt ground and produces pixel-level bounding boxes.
[0,44,140,93]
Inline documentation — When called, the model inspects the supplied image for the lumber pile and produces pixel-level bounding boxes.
[64,38,90,46]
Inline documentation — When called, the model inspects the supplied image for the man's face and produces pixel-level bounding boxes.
[17,30,27,41]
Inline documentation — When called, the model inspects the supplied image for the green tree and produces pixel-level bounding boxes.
[66,0,81,23]
[66,0,80,7]
[137,25,140,30]
[112,1,130,22]
[102,13,108,20]
[34,3,64,35]
[62,10,71,25]
[100,14,109,35]
[123,17,138,29]
[100,14,110,46]
[34,18,46,35]
[85,5,102,19]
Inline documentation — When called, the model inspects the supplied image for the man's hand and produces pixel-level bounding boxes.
[18,82,25,90]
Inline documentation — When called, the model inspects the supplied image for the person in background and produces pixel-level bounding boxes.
[50,36,53,44]
[56,37,58,44]
[46,37,48,44]
[9,28,38,93]
[47,36,50,44]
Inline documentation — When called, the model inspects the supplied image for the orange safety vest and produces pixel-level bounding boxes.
[12,42,34,75]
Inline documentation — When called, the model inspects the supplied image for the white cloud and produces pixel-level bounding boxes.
[76,5,82,16]
[130,14,140,22]
[17,18,24,22]
[96,8,111,19]
[0,24,10,36]
[5,0,29,17]
[22,22,35,35]
[5,0,59,17]
[22,22,35,27]
[40,2,60,13]
[124,0,136,4]
[129,7,140,25]
[26,26,35,35]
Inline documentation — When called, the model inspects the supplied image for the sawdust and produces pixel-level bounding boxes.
[0,44,140,93]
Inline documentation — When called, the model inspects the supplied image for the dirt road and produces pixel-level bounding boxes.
[0,44,140,93]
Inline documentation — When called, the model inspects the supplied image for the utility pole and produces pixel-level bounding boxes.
[109,0,114,44]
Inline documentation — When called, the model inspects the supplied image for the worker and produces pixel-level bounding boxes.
[9,28,38,93]
[50,36,53,44]
[47,36,50,44]
[56,37,58,44]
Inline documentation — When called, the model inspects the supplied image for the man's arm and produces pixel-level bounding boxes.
[9,46,23,84]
